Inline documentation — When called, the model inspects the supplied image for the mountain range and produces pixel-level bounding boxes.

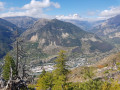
[22,19,113,53]
[62,19,105,31]
[4,16,38,30]
[62,15,120,45]
[90,15,120,44]
[91,15,120,36]
[1,15,120,65]
[18,19,113,64]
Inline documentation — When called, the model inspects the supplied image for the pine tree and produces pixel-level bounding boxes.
[40,68,46,77]
[102,82,110,90]
[110,80,120,90]
[2,54,16,81]
[83,67,94,80]
[53,50,69,90]
[36,71,53,90]
[54,50,68,75]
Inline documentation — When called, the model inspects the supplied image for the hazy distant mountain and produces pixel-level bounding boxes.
[91,15,120,44]
[4,16,38,30]
[20,19,113,62]
[63,20,92,31]
[91,15,120,36]
[62,19,104,31]
[0,18,21,58]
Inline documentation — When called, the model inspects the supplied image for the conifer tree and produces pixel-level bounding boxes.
[53,50,69,90]
[2,54,16,81]
[54,50,68,75]
[40,68,46,77]
[83,67,94,80]
[36,71,53,90]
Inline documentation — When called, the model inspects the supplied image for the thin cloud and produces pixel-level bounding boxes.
[0,0,60,18]
[22,0,60,9]
[0,8,49,18]
[99,6,120,18]
[56,14,104,22]
[56,6,120,22]
[56,14,84,20]
[0,2,4,11]
[51,2,60,8]
[87,11,96,16]
[1,0,120,22]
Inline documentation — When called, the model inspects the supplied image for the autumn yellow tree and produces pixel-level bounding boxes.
[36,71,53,90]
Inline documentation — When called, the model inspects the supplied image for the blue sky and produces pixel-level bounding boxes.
[0,0,120,21]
